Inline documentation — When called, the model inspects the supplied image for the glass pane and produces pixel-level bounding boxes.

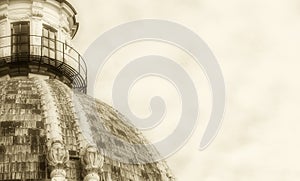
[42,26,56,58]
[11,22,30,55]
[43,29,48,37]
[49,41,55,49]
[12,25,20,34]
[43,38,49,47]
[20,36,29,43]
[43,48,49,56]
[21,24,29,33]
[50,50,55,58]
[20,45,28,52]
[49,32,55,39]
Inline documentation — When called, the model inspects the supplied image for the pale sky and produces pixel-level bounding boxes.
[70,0,300,180]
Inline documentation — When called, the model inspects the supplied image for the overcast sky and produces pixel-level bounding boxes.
[69,0,300,180]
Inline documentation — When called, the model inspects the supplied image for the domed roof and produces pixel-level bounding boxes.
[0,76,174,181]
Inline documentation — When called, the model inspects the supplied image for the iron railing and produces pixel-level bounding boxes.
[0,35,87,93]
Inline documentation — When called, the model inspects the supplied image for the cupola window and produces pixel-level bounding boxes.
[42,25,57,59]
[11,22,30,57]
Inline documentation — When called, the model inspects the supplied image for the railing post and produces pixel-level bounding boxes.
[0,35,87,94]
[63,42,65,63]
[41,36,43,58]
[54,40,57,67]
[78,54,80,75]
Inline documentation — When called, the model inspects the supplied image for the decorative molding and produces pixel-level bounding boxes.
[82,145,104,171]
[8,13,31,21]
[32,1,44,17]
[34,78,62,141]
[0,13,7,21]
[47,140,69,168]
[43,18,59,30]
[60,13,69,32]
[47,140,69,181]
[81,145,104,181]
[58,85,88,150]
[45,139,69,181]
[0,3,8,21]
[50,168,67,181]
[83,173,100,181]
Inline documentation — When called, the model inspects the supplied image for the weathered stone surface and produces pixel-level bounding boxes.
[0,77,174,181]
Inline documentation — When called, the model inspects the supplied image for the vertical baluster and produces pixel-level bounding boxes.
[78,54,80,75]
[40,36,43,59]
[55,39,57,67]
[63,43,65,64]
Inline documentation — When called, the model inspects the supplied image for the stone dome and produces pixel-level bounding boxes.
[0,76,174,181]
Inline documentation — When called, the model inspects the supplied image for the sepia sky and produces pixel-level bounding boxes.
[69,0,300,180]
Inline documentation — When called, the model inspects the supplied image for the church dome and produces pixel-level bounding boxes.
[0,0,175,180]
[0,76,174,180]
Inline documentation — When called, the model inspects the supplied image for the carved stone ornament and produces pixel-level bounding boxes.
[81,145,104,180]
[32,1,44,17]
[9,13,30,21]
[50,168,67,181]
[0,13,7,21]
[83,173,100,181]
[47,140,69,168]
[0,3,8,21]
[60,13,69,30]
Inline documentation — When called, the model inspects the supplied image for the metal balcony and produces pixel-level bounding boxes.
[0,35,87,93]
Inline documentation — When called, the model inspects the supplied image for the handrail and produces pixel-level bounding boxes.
[0,35,87,93]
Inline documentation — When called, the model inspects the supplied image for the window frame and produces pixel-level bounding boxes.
[42,24,57,59]
[11,21,30,56]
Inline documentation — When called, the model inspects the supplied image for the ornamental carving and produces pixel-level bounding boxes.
[82,145,104,174]
[50,168,67,181]
[9,13,30,21]
[0,13,7,21]
[32,1,43,17]
[32,9,43,17]
[83,173,100,181]
[47,140,69,168]
[0,4,8,21]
